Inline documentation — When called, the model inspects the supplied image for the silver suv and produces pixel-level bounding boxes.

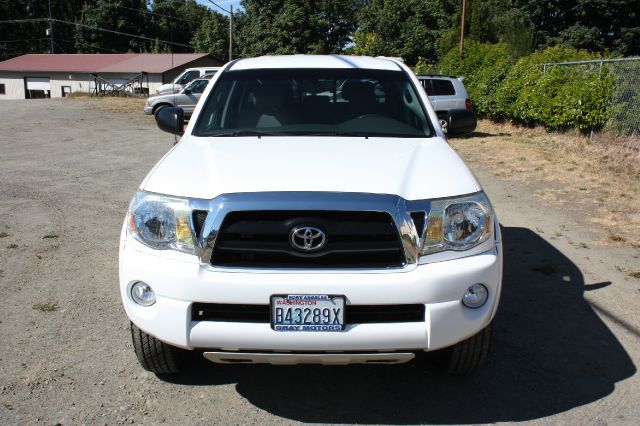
[144,76,212,118]
[417,75,474,134]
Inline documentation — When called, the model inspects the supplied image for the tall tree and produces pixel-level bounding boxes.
[235,0,359,57]
[515,0,640,55]
[352,0,457,65]
[150,0,210,53]
[440,0,535,58]
[74,0,149,53]
[192,11,229,60]
[0,0,88,58]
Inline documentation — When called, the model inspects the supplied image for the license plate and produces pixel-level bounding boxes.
[270,295,345,332]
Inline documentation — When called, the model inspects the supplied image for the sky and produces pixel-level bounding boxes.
[196,0,244,14]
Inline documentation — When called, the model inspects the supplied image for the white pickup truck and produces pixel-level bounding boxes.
[120,55,501,375]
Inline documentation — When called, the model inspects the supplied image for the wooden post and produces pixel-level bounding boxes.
[460,0,467,57]
[229,5,234,62]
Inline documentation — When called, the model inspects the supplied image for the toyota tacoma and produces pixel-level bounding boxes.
[120,55,501,375]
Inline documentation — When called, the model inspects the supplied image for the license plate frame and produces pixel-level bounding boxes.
[270,294,346,332]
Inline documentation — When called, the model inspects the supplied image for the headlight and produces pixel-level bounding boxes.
[127,191,195,254]
[421,192,493,255]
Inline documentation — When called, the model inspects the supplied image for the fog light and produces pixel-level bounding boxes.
[131,282,156,306]
[462,283,488,309]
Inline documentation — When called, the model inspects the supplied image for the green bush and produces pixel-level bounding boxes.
[438,41,512,116]
[494,45,611,130]
[438,44,614,132]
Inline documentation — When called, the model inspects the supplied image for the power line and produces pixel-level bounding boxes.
[60,19,192,49]
[207,0,231,15]
[0,18,50,24]
[0,18,193,49]
[207,1,233,61]
[0,38,50,43]
[56,19,192,48]
[57,38,123,53]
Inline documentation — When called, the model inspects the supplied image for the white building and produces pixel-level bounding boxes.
[0,53,222,100]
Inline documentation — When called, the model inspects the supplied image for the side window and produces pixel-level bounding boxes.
[419,79,434,95]
[178,71,200,85]
[190,80,208,94]
[0,83,5,95]
[432,80,456,96]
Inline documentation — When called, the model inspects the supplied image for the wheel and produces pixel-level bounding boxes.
[433,323,492,375]
[130,322,191,374]
[153,104,168,117]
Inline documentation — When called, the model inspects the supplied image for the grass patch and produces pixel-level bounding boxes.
[629,271,640,280]
[7,243,18,249]
[32,300,58,312]
[42,232,59,239]
[69,95,147,115]
[2,401,12,411]
[608,232,626,242]
[0,231,9,238]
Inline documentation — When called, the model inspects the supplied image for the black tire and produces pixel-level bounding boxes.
[153,104,168,117]
[434,323,492,375]
[130,322,191,375]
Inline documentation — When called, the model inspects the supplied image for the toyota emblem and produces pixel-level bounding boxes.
[289,226,327,251]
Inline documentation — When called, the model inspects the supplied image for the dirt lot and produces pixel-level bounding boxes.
[1,99,639,425]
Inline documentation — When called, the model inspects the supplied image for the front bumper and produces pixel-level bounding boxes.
[119,232,503,352]
[143,106,153,115]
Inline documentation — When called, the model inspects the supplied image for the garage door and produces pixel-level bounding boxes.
[25,77,51,99]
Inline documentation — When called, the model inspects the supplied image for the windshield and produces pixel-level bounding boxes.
[184,79,208,94]
[176,70,200,85]
[193,68,434,138]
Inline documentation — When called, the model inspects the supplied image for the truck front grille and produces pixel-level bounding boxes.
[210,210,405,268]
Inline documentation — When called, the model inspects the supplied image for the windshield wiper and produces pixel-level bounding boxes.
[210,130,289,137]
[301,131,425,138]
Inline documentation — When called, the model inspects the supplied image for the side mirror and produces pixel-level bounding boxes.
[155,107,184,135]
[447,109,477,136]
[183,88,192,95]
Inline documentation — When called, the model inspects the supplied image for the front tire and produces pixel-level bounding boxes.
[130,322,191,374]
[434,323,492,375]
[153,104,168,118]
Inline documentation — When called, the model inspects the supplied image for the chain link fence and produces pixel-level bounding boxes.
[542,57,640,136]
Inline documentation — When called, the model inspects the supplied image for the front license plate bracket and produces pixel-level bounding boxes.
[270,294,345,332]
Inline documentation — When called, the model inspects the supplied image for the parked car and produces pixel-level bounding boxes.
[417,75,475,134]
[121,55,498,376]
[156,67,220,95]
[144,76,212,118]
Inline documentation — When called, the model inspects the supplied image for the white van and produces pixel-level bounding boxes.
[156,67,220,95]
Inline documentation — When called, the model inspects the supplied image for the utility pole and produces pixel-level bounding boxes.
[47,0,54,53]
[229,5,233,62]
[459,0,466,57]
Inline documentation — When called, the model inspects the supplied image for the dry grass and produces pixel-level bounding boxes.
[451,120,640,247]
[65,94,146,115]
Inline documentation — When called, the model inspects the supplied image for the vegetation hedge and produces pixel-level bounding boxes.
[437,44,613,132]
[438,41,513,117]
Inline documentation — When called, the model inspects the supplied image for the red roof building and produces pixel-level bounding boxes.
[0,53,223,99]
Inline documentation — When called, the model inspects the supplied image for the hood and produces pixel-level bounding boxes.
[156,83,183,94]
[148,92,180,104]
[142,136,480,201]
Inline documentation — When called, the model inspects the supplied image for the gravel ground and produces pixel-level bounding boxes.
[0,99,638,425]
